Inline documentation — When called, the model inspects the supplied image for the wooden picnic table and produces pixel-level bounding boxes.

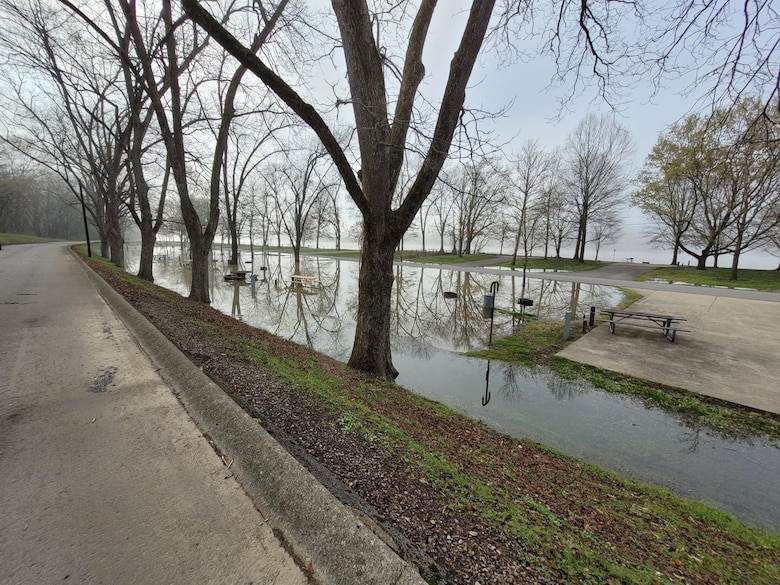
[599,308,690,342]
[290,274,318,286]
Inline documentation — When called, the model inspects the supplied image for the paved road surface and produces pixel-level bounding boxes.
[0,244,308,584]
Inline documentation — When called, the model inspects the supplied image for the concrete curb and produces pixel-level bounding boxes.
[74,252,427,585]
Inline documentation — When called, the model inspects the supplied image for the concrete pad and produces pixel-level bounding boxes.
[557,289,780,415]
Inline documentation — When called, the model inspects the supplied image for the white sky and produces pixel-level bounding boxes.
[364,1,776,268]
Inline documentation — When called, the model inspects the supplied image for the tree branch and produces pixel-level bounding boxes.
[182,0,368,216]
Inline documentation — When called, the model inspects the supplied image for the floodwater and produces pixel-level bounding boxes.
[126,245,780,533]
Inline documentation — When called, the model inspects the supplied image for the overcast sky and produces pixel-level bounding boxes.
[397,2,776,268]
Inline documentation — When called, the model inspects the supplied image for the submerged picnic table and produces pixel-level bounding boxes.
[290,274,318,286]
[600,308,690,342]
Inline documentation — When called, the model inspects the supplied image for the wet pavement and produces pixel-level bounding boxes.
[0,244,309,584]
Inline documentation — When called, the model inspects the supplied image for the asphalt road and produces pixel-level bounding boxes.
[0,243,308,584]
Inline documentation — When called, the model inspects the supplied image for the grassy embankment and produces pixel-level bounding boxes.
[267,247,496,264]
[637,265,780,292]
[0,232,58,245]
[79,249,780,584]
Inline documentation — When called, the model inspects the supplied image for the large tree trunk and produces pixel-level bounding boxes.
[347,221,398,379]
[137,224,156,281]
[729,235,743,281]
[183,0,497,378]
[510,228,521,265]
[105,193,124,269]
[133,171,161,281]
[229,221,239,266]
[189,234,211,302]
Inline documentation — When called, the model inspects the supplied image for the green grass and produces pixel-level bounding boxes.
[468,285,780,443]
[263,245,357,254]
[307,249,363,259]
[637,265,780,291]
[257,248,614,271]
[553,359,780,443]
[499,257,608,272]
[230,332,780,583]
[398,251,497,264]
[0,232,59,245]
[233,327,780,583]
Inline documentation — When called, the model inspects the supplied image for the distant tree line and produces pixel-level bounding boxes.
[0,162,85,240]
[411,113,632,264]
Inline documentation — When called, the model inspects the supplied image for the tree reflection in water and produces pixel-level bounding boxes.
[482,361,525,407]
[127,247,622,362]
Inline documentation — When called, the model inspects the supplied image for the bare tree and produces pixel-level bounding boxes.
[185,0,498,377]
[182,0,780,376]
[564,113,633,262]
[509,139,550,264]
[1,0,130,265]
[51,0,291,300]
[534,155,570,259]
[268,143,336,273]
[428,179,454,254]
[589,209,622,262]
[445,157,507,256]
[221,112,288,265]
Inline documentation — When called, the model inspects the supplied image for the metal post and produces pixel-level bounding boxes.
[483,281,499,342]
[589,306,596,327]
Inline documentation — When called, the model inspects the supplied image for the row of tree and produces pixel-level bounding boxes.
[1,0,776,378]
[411,113,632,263]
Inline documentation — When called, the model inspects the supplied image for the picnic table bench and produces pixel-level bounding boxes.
[599,308,690,342]
[291,274,318,286]
[224,270,249,281]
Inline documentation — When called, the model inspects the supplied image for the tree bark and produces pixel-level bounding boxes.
[347,221,398,378]
[729,233,743,280]
[670,241,679,266]
[138,226,156,281]
[105,190,124,268]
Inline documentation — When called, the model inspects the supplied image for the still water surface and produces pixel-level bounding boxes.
[127,245,780,533]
